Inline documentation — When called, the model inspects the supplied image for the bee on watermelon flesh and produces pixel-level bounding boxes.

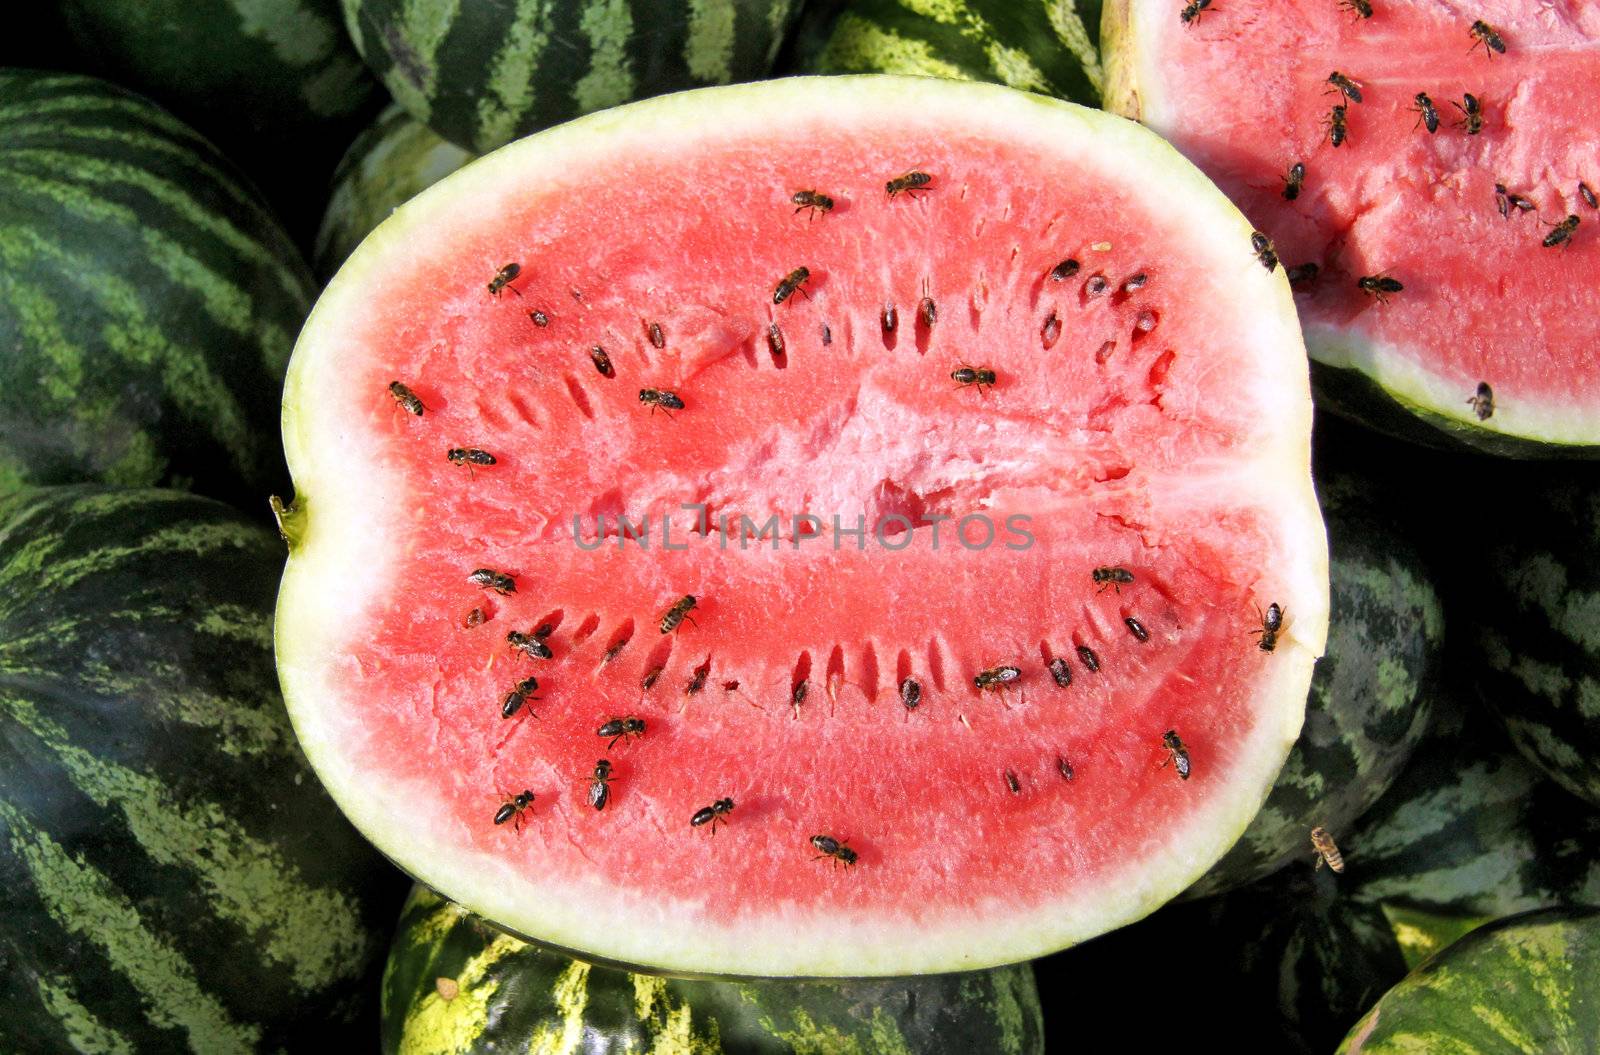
[447,447,497,473]
[487,262,522,298]
[507,629,553,659]
[639,388,684,416]
[1452,93,1483,135]
[468,568,516,594]
[951,364,997,393]
[1325,71,1364,104]
[388,381,424,415]
[1093,566,1135,592]
[1251,231,1279,272]
[1411,93,1439,134]
[691,797,735,832]
[1543,215,1580,249]
[974,664,1022,691]
[1179,0,1213,26]
[1467,382,1495,420]
[885,170,932,199]
[811,834,858,867]
[500,677,541,720]
[1339,0,1372,21]
[1161,730,1192,780]
[586,760,615,811]
[1358,274,1403,304]
[773,266,811,304]
[1254,602,1285,652]
[1469,18,1505,57]
[597,716,645,748]
[493,790,535,830]
[791,189,834,218]
[659,594,698,634]
[1324,104,1349,147]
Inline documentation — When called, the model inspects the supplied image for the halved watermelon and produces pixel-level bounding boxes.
[277,75,1329,976]
[1102,1,1600,454]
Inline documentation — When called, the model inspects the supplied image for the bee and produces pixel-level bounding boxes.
[790,679,809,718]
[1324,104,1349,147]
[974,664,1022,692]
[1286,262,1321,285]
[951,364,997,393]
[918,280,937,327]
[529,309,550,327]
[1048,656,1073,688]
[1093,566,1135,592]
[766,323,785,359]
[1310,826,1345,872]
[468,568,516,595]
[1543,214,1580,249]
[447,447,497,472]
[881,303,897,334]
[597,716,646,748]
[586,759,614,811]
[1161,730,1192,779]
[691,797,735,833]
[1338,0,1372,20]
[792,189,834,218]
[1076,644,1100,673]
[1124,616,1150,643]
[639,388,685,416]
[1281,161,1306,200]
[1467,381,1494,421]
[660,594,697,634]
[1004,768,1022,794]
[493,789,535,830]
[773,266,811,304]
[1452,93,1482,135]
[500,676,541,720]
[1325,71,1363,104]
[811,834,858,867]
[1250,231,1279,272]
[899,677,922,710]
[589,346,615,378]
[1057,755,1076,781]
[507,629,553,659]
[1582,182,1598,210]
[1048,258,1081,282]
[647,322,665,349]
[388,381,425,415]
[1410,93,1439,134]
[1357,273,1403,304]
[886,170,932,199]
[1254,602,1285,652]
[487,262,522,298]
[1468,18,1505,57]
[1179,0,1213,26]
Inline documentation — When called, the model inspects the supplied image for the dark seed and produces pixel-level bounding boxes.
[1124,616,1150,643]
[529,310,549,326]
[1085,274,1109,297]
[899,677,922,710]
[648,322,665,348]
[1004,768,1022,794]
[1057,756,1075,781]
[1049,258,1081,281]
[882,303,897,334]
[1048,657,1073,688]
[1076,645,1100,673]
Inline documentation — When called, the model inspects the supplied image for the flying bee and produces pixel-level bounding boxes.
[1286,262,1321,285]
[899,677,922,710]
[1254,602,1285,652]
[1338,0,1372,20]
[500,676,541,720]
[974,664,1022,692]
[951,364,997,393]
[1467,381,1495,421]
[1452,93,1482,135]
[1324,104,1349,147]
[1469,18,1505,57]
[1282,161,1306,200]
[1161,730,1192,780]
[1582,182,1598,210]
[659,594,698,634]
[1093,566,1135,592]
[1310,826,1345,872]
[507,629,553,659]
[447,447,496,473]
[597,716,645,748]
[1543,214,1580,249]
[388,381,424,415]
[1325,71,1363,104]
[791,189,834,219]
[773,266,811,304]
[1048,656,1073,688]
[639,388,685,416]
[1410,93,1439,134]
[493,789,535,830]
[811,834,858,867]
[1179,0,1213,26]
[691,797,734,833]
[1358,273,1403,304]
[1250,230,1279,272]
[468,568,516,595]
[586,759,614,811]
[885,170,932,199]
[589,346,615,378]
[487,262,522,298]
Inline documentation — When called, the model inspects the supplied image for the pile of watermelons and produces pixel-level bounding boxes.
[2,0,1597,1051]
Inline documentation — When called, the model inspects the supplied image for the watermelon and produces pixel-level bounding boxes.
[1338,906,1600,1053]
[315,103,475,279]
[341,0,804,153]
[0,486,400,1053]
[0,71,314,507]
[383,885,1044,1054]
[276,74,1329,976]
[1101,1,1600,454]
[789,0,1103,104]
[1188,467,1442,897]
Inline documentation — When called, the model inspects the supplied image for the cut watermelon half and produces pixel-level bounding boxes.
[277,75,1329,977]
[1102,1,1600,454]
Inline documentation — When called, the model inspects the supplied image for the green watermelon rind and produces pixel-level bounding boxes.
[278,74,1328,977]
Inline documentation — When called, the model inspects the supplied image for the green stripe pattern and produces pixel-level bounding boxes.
[383,886,1045,1054]
[343,0,803,152]
[787,0,1103,105]
[1189,472,1443,896]
[0,486,399,1053]
[1338,907,1600,1054]
[0,72,315,508]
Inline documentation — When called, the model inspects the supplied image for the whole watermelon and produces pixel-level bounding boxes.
[383,886,1044,1054]
[0,71,312,508]
[0,486,400,1053]
[342,0,804,152]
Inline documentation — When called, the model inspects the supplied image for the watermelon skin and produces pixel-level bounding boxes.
[342,0,804,153]
[383,886,1045,1054]
[0,486,401,1053]
[1188,470,1442,896]
[314,103,475,280]
[1338,907,1600,1054]
[788,0,1102,104]
[0,71,314,508]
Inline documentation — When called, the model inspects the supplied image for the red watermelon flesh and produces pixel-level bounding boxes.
[1103,0,1600,451]
[277,76,1328,977]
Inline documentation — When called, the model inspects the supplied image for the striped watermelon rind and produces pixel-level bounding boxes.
[383,886,1045,1054]
[0,71,314,507]
[342,0,805,153]
[0,486,399,1053]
